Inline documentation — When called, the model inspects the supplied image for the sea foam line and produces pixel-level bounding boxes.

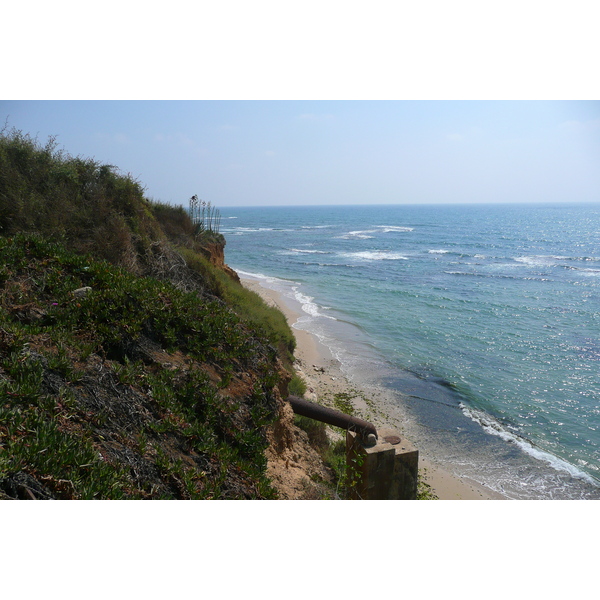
[339,251,409,261]
[236,269,336,321]
[339,225,414,239]
[341,230,376,239]
[288,248,333,255]
[292,287,337,320]
[459,403,598,485]
[376,225,414,233]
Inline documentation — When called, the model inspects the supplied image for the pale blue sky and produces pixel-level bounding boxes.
[2,100,599,207]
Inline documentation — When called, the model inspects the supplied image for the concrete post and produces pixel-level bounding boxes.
[346,427,419,500]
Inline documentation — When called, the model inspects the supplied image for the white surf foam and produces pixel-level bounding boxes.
[460,403,597,485]
[376,225,414,233]
[338,230,376,239]
[515,255,567,267]
[339,250,409,261]
[292,287,337,320]
[289,248,332,255]
[237,269,337,322]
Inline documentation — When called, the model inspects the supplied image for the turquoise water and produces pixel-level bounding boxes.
[220,203,600,499]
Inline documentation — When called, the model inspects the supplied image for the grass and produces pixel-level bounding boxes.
[288,373,307,397]
[0,127,162,273]
[205,263,297,365]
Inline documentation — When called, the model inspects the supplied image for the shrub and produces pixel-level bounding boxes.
[0,127,161,270]
[288,373,307,397]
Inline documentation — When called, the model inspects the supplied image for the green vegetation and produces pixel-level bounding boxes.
[417,469,440,500]
[331,392,356,416]
[288,373,307,397]
[0,127,299,499]
[189,195,221,235]
[197,260,296,365]
[0,234,280,498]
[0,127,162,271]
[293,415,347,498]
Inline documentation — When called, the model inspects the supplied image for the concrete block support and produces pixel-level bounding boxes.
[346,427,419,500]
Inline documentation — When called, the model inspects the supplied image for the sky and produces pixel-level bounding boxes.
[3,4,599,209]
[2,100,599,207]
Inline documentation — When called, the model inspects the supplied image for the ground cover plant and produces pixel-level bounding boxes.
[0,234,283,499]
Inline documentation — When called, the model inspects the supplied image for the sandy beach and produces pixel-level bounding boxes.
[241,276,505,500]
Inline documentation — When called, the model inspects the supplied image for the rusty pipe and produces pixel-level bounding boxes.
[287,395,377,444]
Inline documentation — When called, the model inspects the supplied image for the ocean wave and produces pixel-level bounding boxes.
[515,254,600,267]
[444,270,484,277]
[299,262,362,269]
[429,249,485,260]
[235,269,295,286]
[236,269,336,321]
[223,227,261,235]
[339,225,414,239]
[444,270,552,282]
[562,255,600,262]
[515,255,562,267]
[376,225,414,233]
[227,227,294,234]
[338,229,376,239]
[340,251,409,261]
[460,404,598,485]
[288,248,333,255]
[292,287,337,320]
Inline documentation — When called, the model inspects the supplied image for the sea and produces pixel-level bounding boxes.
[218,203,600,500]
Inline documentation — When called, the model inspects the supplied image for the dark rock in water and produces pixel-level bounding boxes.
[429,376,459,391]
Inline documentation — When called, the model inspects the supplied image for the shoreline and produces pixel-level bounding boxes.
[241,275,505,500]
